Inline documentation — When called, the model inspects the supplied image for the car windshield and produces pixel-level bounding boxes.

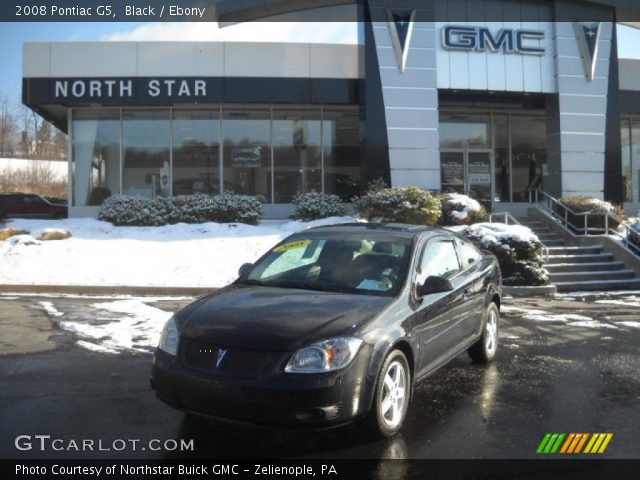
[243,232,414,296]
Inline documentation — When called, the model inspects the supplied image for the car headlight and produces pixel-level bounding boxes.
[285,336,363,373]
[158,316,179,356]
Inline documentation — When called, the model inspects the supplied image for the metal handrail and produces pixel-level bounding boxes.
[489,211,549,261]
[530,188,640,258]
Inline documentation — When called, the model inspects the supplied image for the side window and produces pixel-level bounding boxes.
[25,195,43,205]
[417,240,461,283]
[460,240,483,266]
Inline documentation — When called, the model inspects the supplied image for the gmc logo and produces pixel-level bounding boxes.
[442,26,545,55]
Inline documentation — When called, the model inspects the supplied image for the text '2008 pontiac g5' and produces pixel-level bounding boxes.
[151,223,501,437]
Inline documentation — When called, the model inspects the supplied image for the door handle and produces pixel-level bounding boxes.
[462,290,471,300]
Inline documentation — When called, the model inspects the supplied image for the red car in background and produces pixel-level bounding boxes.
[0,193,67,220]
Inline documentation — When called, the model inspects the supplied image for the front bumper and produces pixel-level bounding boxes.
[151,347,374,428]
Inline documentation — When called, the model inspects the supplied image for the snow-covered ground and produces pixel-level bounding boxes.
[0,217,355,287]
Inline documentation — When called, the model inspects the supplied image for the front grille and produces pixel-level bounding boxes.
[180,339,269,377]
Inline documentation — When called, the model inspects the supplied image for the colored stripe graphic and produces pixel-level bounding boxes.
[537,433,613,454]
[536,433,565,454]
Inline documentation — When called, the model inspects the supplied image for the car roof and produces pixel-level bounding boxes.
[303,222,455,238]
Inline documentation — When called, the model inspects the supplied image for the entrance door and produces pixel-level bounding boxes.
[440,149,493,210]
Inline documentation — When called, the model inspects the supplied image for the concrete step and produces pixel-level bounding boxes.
[546,245,603,255]
[542,239,565,247]
[545,261,626,273]
[555,278,640,292]
[546,253,614,264]
[549,269,636,283]
[537,233,560,240]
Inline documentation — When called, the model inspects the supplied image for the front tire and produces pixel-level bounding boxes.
[468,302,499,363]
[364,349,411,438]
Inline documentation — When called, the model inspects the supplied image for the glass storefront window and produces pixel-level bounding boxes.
[222,109,271,201]
[439,113,491,148]
[272,109,322,203]
[510,115,546,202]
[122,110,170,198]
[172,110,220,196]
[71,110,120,206]
[70,106,362,206]
[323,110,362,201]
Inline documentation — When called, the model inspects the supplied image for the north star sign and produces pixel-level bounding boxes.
[53,78,207,99]
[442,25,545,55]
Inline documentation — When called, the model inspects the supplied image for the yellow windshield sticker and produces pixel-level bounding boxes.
[273,239,311,253]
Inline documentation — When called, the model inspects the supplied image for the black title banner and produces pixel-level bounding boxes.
[3,0,640,22]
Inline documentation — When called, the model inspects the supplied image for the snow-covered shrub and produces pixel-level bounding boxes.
[353,186,442,225]
[290,192,346,221]
[98,195,171,226]
[100,193,263,226]
[166,192,262,225]
[166,194,211,224]
[458,222,549,286]
[557,196,622,232]
[439,193,488,226]
[200,193,262,225]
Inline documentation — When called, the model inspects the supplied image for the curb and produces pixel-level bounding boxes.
[0,284,215,296]
[503,284,557,297]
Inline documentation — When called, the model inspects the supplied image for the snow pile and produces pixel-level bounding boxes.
[501,305,619,329]
[37,298,174,354]
[586,198,614,213]
[4,234,41,248]
[465,222,539,248]
[439,193,487,226]
[0,216,354,287]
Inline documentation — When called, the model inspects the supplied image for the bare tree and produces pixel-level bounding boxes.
[0,159,67,197]
[0,95,17,157]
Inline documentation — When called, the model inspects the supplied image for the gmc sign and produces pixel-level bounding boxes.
[442,25,545,55]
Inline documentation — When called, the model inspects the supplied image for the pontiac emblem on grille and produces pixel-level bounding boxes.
[216,348,228,368]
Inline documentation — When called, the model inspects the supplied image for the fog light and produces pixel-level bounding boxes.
[295,408,326,422]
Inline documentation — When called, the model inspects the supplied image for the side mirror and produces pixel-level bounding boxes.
[238,263,253,279]
[416,275,454,297]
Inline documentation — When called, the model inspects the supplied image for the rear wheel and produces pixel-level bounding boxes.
[468,302,499,363]
[363,349,411,438]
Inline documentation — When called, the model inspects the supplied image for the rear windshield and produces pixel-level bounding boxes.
[244,232,414,296]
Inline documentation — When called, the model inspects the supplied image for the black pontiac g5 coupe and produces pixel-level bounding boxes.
[151,223,501,437]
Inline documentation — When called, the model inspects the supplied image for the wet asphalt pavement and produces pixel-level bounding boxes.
[0,292,639,460]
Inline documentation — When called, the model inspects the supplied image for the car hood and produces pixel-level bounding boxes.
[177,284,394,351]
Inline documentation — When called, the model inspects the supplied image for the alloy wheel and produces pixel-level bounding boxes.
[380,360,408,428]
[485,310,498,356]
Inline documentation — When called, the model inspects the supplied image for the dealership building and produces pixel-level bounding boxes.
[22,0,640,217]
